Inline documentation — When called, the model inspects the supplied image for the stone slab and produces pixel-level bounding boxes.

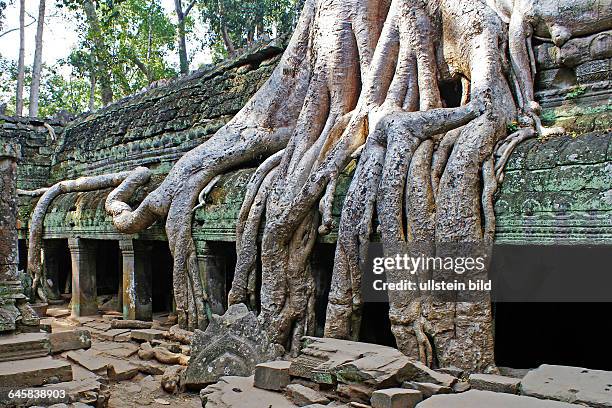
[403,382,452,398]
[98,328,130,342]
[0,356,73,387]
[0,332,50,362]
[254,360,291,391]
[66,349,109,374]
[130,328,166,342]
[49,330,91,353]
[469,373,520,394]
[285,384,329,407]
[521,364,612,407]
[415,390,585,407]
[371,388,422,408]
[200,376,297,408]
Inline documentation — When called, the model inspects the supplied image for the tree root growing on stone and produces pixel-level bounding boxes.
[27,0,596,372]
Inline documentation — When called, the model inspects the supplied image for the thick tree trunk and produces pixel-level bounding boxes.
[15,0,25,117]
[34,0,592,372]
[28,0,46,118]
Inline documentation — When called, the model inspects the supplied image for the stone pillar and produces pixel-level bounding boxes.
[0,139,24,332]
[119,240,152,321]
[195,241,226,315]
[68,238,97,317]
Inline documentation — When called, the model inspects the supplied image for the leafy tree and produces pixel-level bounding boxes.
[198,0,300,61]
[58,0,176,105]
[0,57,92,117]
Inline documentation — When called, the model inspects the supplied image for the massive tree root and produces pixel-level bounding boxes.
[26,0,580,371]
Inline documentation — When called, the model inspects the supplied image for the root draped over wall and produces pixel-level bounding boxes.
[27,0,607,372]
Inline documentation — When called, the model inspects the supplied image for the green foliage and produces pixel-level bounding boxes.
[57,0,177,103]
[198,0,300,61]
[506,121,519,133]
[0,56,93,116]
[565,86,586,100]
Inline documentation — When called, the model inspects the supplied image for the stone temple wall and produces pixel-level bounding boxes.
[10,33,612,245]
[0,116,63,192]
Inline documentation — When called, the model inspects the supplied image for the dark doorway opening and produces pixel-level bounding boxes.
[150,241,174,313]
[206,241,237,314]
[494,302,612,370]
[17,239,27,273]
[439,77,464,108]
[492,244,612,370]
[310,243,334,337]
[95,240,121,311]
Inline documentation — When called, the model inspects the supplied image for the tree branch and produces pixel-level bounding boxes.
[183,0,197,18]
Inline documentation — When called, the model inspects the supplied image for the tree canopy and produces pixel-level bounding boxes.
[0,0,300,117]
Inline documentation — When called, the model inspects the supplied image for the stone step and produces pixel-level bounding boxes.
[0,332,50,362]
[0,356,73,387]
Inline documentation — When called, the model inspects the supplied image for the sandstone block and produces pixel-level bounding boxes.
[469,373,521,394]
[130,328,166,342]
[0,356,73,387]
[416,390,584,407]
[371,388,422,408]
[521,364,612,408]
[49,330,91,354]
[402,382,452,398]
[254,360,292,391]
[286,384,329,407]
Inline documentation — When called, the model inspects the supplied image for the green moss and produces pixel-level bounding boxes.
[565,86,587,100]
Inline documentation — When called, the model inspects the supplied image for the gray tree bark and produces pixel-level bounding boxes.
[25,0,608,372]
[28,0,46,118]
[15,0,25,116]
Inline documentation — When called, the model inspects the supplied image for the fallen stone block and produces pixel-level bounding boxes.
[49,330,91,354]
[0,356,73,387]
[131,328,166,342]
[183,304,282,389]
[337,383,373,403]
[520,364,612,408]
[292,337,456,389]
[134,359,166,375]
[469,373,520,394]
[0,332,51,362]
[110,319,153,329]
[201,376,297,408]
[254,360,292,391]
[66,349,109,374]
[107,359,139,382]
[415,390,585,407]
[402,382,452,398]
[285,384,329,407]
[98,328,130,342]
[371,388,422,408]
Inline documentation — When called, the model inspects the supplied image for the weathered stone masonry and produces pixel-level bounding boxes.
[4,37,611,333]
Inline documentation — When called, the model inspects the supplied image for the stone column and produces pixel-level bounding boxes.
[68,238,97,317]
[0,139,24,332]
[195,241,226,315]
[119,240,152,321]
